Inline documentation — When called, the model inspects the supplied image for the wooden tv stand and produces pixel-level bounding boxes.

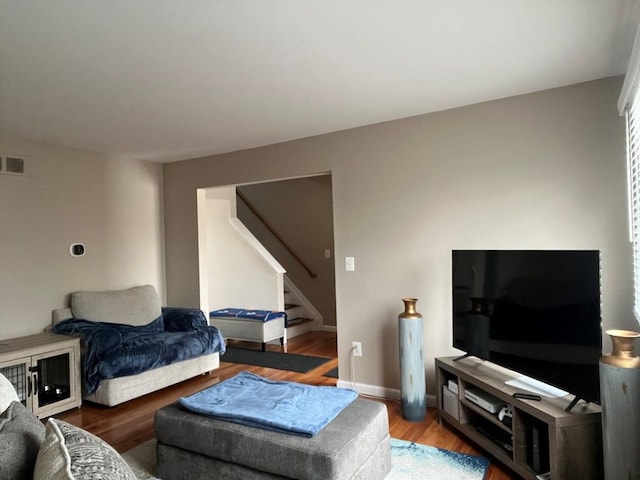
[435,356,602,480]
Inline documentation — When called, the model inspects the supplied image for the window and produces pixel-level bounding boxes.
[620,26,640,321]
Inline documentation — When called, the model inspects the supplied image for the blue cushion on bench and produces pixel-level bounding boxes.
[210,308,285,322]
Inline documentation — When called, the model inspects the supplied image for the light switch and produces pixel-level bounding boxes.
[345,257,355,272]
[324,249,331,259]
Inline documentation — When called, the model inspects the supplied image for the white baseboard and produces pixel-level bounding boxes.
[319,324,337,332]
[336,380,436,407]
[337,379,400,400]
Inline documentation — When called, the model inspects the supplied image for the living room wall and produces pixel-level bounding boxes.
[0,135,165,340]
[163,76,634,399]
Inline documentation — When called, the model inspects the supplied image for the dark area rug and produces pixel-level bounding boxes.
[221,347,332,373]
[324,367,338,378]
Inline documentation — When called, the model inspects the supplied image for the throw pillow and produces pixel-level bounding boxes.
[33,418,137,480]
[0,372,20,413]
[0,401,46,480]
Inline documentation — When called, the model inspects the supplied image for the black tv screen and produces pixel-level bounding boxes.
[452,250,602,405]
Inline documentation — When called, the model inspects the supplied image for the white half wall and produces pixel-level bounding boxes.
[202,187,285,313]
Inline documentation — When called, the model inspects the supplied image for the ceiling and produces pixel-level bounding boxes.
[1,1,639,163]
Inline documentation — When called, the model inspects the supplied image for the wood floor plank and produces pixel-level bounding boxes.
[53,332,514,479]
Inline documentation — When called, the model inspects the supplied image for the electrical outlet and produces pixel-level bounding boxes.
[352,341,362,357]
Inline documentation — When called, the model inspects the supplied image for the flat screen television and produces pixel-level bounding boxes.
[452,250,601,409]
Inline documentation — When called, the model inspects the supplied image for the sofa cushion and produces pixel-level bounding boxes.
[0,401,46,480]
[34,418,137,480]
[0,372,20,413]
[71,285,162,327]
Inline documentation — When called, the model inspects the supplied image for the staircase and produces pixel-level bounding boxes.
[201,188,325,345]
[283,276,322,341]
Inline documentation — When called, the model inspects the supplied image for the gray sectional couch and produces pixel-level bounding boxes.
[0,371,152,479]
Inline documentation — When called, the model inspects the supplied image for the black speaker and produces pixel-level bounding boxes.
[528,421,550,474]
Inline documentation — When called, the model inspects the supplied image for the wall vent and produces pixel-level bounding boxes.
[0,156,26,175]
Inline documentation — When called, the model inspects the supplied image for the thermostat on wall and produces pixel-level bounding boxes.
[70,243,85,257]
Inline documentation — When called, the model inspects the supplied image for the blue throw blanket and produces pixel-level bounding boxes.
[179,371,358,437]
[53,312,225,394]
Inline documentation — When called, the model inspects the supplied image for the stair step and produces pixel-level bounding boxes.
[285,303,301,310]
[286,317,313,328]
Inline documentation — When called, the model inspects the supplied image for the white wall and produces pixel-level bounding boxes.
[163,77,633,397]
[0,134,165,339]
[203,187,284,313]
[102,157,165,296]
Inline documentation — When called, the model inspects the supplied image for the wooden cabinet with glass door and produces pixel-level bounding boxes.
[0,332,81,418]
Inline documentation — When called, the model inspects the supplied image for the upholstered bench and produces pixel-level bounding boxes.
[155,397,391,480]
[209,308,286,351]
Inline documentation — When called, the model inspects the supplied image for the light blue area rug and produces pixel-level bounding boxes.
[123,438,489,480]
[389,438,489,480]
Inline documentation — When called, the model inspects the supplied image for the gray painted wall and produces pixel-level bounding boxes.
[0,136,165,340]
[2,77,628,398]
[164,76,633,395]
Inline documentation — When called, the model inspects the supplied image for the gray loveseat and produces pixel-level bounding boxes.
[52,285,225,407]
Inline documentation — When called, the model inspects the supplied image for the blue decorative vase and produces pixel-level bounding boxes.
[398,298,426,421]
[600,329,640,480]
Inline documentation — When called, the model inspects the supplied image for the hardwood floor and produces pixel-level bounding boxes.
[54,331,515,480]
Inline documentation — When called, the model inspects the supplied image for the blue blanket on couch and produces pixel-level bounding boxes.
[179,371,358,437]
[53,309,225,394]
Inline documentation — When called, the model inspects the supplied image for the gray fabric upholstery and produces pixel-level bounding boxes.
[84,353,219,407]
[34,418,137,480]
[157,434,391,480]
[0,401,46,480]
[71,284,161,326]
[53,285,220,407]
[155,397,391,480]
[157,444,287,479]
[51,308,73,325]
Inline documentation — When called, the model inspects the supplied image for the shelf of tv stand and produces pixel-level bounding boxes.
[436,356,603,480]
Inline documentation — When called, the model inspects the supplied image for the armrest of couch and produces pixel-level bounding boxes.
[162,307,208,332]
[52,308,73,326]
